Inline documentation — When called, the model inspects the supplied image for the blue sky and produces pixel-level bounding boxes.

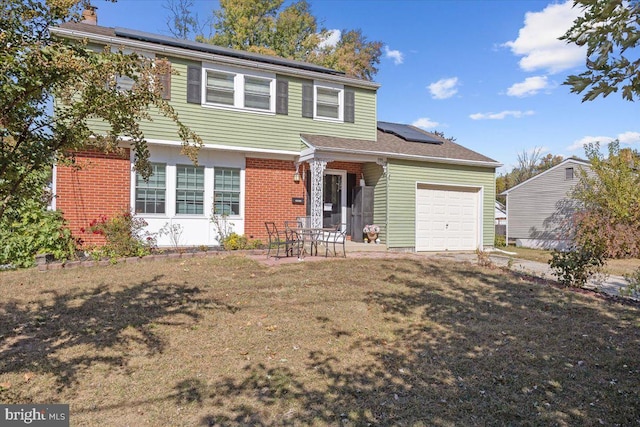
[92,0,640,173]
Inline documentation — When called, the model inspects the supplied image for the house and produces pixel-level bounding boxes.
[495,201,506,226]
[500,158,591,250]
[50,15,501,252]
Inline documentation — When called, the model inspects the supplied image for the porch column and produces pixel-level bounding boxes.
[309,159,327,228]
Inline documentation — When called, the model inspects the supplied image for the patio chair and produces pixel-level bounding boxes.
[317,224,347,257]
[284,220,303,257]
[265,222,296,259]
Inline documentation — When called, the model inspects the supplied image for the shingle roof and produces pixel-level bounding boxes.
[302,124,500,167]
[56,22,355,79]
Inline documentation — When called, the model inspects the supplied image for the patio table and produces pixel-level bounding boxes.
[293,227,334,259]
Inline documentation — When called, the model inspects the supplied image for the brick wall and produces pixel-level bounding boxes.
[56,150,131,246]
[245,158,306,241]
[327,161,363,178]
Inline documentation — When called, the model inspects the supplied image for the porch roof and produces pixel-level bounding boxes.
[301,126,501,168]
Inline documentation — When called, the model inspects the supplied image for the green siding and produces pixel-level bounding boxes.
[385,160,496,249]
[91,56,378,151]
[363,163,386,242]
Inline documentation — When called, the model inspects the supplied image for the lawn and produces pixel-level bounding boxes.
[504,246,640,277]
[1,254,639,426]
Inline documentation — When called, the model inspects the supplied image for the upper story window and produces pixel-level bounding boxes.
[198,64,275,113]
[316,87,340,119]
[206,71,235,106]
[135,163,166,214]
[565,167,574,180]
[244,77,271,110]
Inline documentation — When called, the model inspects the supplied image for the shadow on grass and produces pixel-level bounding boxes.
[191,259,639,426]
[0,275,237,389]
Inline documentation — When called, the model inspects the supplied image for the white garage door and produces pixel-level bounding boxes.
[416,185,479,251]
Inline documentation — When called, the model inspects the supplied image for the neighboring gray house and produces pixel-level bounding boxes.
[501,158,591,249]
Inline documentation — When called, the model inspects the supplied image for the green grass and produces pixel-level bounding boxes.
[1,254,638,425]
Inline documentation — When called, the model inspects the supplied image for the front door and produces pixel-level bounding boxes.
[323,170,346,229]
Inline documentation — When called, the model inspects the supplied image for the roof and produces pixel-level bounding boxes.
[52,22,380,89]
[500,157,591,196]
[301,123,501,168]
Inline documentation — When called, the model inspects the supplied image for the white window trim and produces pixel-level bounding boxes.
[314,81,344,122]
[201,63,276,114]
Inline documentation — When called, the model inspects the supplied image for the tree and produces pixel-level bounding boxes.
[571,140,640,257]
[163,0,208,40]
[561,0,640,102]
[495,148,563,203]
[0,0,202,221]
[188,0,382,80]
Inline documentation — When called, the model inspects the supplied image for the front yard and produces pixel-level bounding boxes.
[1,255,638,425]
[504,246,640,277]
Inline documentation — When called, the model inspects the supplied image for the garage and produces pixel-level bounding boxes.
[415,184,480,251]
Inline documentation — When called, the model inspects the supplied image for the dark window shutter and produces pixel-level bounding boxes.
[276,78,288,115]
[347,173,356,207]
[187,65,201,104]
[344,88,355,123]
[157,59,171,100]
[302,81,313,118]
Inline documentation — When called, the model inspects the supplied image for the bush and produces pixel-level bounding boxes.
[623,268,640,298]
[494,234,506,247]
[86,211,156,259]
[573,210,640,259]
[0,200,77,268]
[548,243,607,287]
[222,233,248,250]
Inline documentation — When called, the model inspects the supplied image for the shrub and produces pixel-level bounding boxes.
[0,200,76,268]
[573,210,640,259]
[494,234,506,247]
[623,268,640,298]
[548,242,607,287]
[86,211,156,259]
[222,233,248,250]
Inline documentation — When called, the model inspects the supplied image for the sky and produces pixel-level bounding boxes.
[91,0,640,173]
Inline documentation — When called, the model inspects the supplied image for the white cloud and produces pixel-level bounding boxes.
[618,131,640,145]
[428,77,459,100]
[503,1,585,74]
[507,76,549,97]
[412,118,439,129]
[566,135,613,151]
[319,29,341,49]
[384,46,404,65]
[567,131,640,151]
[469,110,535,120]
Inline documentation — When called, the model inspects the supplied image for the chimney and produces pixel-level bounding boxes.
[81,5,97,25]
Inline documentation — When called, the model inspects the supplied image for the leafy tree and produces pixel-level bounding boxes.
[189,0,382,80]
[561,0,640,101]
[571,140,640,257]
[0,0,202,221]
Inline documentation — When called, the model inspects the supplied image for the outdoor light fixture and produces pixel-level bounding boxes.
[293,162,301,183]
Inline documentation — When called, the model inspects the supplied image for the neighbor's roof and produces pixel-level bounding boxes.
[52,22,380,89]
[301,123,501,168]
[500,157,591,196]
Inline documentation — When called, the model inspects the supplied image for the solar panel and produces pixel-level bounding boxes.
[377,121,443,144]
